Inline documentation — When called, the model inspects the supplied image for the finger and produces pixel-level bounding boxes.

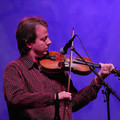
[65,92,72,100]
[58,91,72,100]
[100,63,114,72]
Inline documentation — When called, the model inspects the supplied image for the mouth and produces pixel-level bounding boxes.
[44,49,48,55]
[45,47,48,51]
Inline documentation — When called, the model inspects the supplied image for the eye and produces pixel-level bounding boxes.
[41,36,48,42]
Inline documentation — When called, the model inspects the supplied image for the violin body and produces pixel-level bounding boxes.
[40,51,92,75]
[39,51,120,78]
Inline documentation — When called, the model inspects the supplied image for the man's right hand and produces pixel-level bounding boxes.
[55,91,72,100]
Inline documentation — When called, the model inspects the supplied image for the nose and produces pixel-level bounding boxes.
[46,38,52,46]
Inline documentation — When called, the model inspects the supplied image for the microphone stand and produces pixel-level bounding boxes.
[71,46,120,120]
[102,86,111,120]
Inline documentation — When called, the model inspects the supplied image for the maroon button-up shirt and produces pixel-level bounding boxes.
[3,55,101,120]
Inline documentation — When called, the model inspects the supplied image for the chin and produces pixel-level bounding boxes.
[41,51,49,57]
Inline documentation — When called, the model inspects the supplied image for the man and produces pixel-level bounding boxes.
[3,16,115,120]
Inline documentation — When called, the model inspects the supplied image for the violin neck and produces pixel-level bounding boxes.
[73,59,101,68]
[73,58,120,77]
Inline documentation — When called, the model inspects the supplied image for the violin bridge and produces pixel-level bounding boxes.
[58,62,69,67]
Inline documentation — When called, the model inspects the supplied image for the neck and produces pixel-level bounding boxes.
[28,51,49,64]
[27,51,39,63]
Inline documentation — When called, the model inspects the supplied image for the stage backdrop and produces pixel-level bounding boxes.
[0,0,120,120]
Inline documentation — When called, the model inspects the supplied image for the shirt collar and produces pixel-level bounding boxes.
[20,55,38,70]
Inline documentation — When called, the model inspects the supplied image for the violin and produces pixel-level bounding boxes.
[40,51,120,77]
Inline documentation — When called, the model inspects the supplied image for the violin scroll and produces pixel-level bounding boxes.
[112,69,120,80]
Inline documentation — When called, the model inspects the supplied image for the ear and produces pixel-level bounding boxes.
[25,40,33,49]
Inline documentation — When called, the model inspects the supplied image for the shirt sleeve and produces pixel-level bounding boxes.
[71,77,102,112]
[3,63,55,109]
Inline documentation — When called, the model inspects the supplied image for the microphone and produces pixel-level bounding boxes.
[60,35,76,55]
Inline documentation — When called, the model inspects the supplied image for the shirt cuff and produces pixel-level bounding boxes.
[92,76,103,89]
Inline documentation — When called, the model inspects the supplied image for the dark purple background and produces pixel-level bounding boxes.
[0,0,120,120]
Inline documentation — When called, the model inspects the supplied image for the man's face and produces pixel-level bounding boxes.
[30,24,52,58]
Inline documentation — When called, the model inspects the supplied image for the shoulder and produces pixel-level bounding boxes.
[5,58,22,69]
[4,58,25,74]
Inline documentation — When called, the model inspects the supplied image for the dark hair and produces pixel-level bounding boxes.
[16,16,48,56]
